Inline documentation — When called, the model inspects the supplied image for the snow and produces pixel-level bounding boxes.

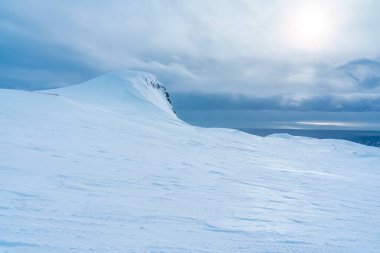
[0,70,380,253]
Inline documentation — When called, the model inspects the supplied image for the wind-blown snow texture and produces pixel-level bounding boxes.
[0,70,380,253]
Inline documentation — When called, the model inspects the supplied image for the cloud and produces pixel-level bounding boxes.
[171,92,380,112]
[1,0,380,113]
[337,58,380,90]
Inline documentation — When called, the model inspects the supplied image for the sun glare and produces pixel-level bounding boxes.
[283,2,335,51]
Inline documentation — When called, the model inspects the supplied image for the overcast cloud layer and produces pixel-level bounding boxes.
[1,0,380,119]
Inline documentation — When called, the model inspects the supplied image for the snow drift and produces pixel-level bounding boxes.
[0,71,379,253]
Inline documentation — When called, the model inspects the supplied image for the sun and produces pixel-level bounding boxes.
[294,7,329,43]
[282,2,335,51]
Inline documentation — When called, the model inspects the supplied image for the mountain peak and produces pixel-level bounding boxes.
[43,70,176,116]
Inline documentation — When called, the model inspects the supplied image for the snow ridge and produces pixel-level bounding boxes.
[43,70,176,116]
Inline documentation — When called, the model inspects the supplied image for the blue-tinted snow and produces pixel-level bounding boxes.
[0,71,379,253]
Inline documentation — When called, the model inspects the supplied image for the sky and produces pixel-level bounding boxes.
[1,0,380,129]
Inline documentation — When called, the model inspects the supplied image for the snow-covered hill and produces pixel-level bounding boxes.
[0,71,379,253]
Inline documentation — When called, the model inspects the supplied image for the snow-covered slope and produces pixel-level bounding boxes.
[44,70,176,116]
[0,71,380,253]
